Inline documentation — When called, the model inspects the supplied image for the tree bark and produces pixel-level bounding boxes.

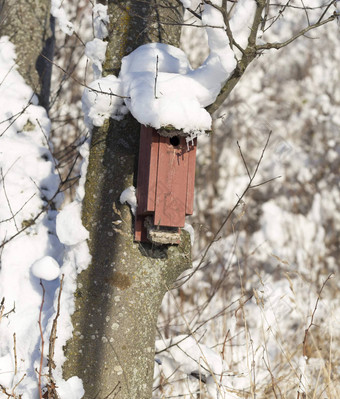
[62,2,191,398]
[0,0,55,111]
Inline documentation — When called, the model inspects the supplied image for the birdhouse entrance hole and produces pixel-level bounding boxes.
[169,136,180,147]
[134,125,197,244]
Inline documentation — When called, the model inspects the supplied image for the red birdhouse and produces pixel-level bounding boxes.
[135,125,197,244]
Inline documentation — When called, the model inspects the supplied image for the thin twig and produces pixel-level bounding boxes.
[38,280,46,399]
[13,333,17,376]
[176,131,274,288]
[174,0,202,19]
[0,193,36,225]
[48,275,64,376]
[0,94,35,138]
[237,140,251,180]
[300,0,310,26]
[36,119,62,183]
[302,274,333,357]
[11,373,26,398]
[154,55,159,99]
[40,54,129,99]
[257,14,338,51]
[0,169,19,232]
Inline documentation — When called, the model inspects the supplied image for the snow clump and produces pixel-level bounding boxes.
[82,0,257,133]
[31,256,60,281]
[51,0,74,35]
[93,3,109,39]
[120,186,137,216]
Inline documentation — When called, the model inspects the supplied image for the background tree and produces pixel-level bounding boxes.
[0,0,54,110]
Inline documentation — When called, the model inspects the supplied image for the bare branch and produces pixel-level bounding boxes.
[257,14,338,51]
[0,169,19,231]
[175,131,274,288]
[174,0,202,19]
[38,280,45,399]
[302,274,333,358]
[40,54,129,99]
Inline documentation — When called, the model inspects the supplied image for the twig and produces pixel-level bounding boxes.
[11,373,26,398]
[36,119,62,183]
[302,274,333,358]
[174,0,202,19]
[0,95,35,138]
[300,0,310,26]
[154,55,159,99]
[0,193,36,225]
[175,131,274,288]
[13,333,17,376]
[0,297,5,323]
[40,54,129,99]
[0,139,82,249]
[2,301,16,319]
[257,14,338,51]
[0,169,19,232]
[38,280,46,399]
[48,275,64,376]
[237,140,251,180]
[317,0,336,23]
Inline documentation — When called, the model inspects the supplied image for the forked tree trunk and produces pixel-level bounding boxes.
[62,2,191,398]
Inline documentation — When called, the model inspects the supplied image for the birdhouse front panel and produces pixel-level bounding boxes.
[154,135,189,228]
[135,125,197,244]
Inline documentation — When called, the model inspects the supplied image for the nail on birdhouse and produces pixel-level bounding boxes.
[135,125,197,245]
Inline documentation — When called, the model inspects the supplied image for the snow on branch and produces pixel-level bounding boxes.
[83,0,257,133]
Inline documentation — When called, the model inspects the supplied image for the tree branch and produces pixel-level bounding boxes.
[256,14,338,51]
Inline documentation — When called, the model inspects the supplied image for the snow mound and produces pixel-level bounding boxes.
[56,201,89,246]
[31,256,60,281]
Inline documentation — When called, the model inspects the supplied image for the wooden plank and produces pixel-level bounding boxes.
[185,138,197,215]
[134,215,148,242]
[136,126,159,215]
[154,136,189,227]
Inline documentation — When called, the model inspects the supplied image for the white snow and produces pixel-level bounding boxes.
[229,0,257,50]
[31,256,60,281]
[85,39,108,79]
[179,0,192,8]
[56,376,85,399]
[51,0,74,35]
[56,201,89,246]
[0,35,64,398]
[93,4,109,39]
[0,34,90,399]
[82,75,127,128]
[82,0,257,132]
[119,186,137,216]
[183,223,195,245]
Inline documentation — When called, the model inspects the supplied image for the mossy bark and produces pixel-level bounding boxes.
[0,0,55,110]
[62,2,190,398]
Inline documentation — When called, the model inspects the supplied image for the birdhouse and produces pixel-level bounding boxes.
[135,125,197,244]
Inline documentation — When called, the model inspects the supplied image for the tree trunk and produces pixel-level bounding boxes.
[63,2,190,398]
[0,0,55,111]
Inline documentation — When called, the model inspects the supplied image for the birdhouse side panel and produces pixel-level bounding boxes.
[136,126,159,215]
[185,138,197,215]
